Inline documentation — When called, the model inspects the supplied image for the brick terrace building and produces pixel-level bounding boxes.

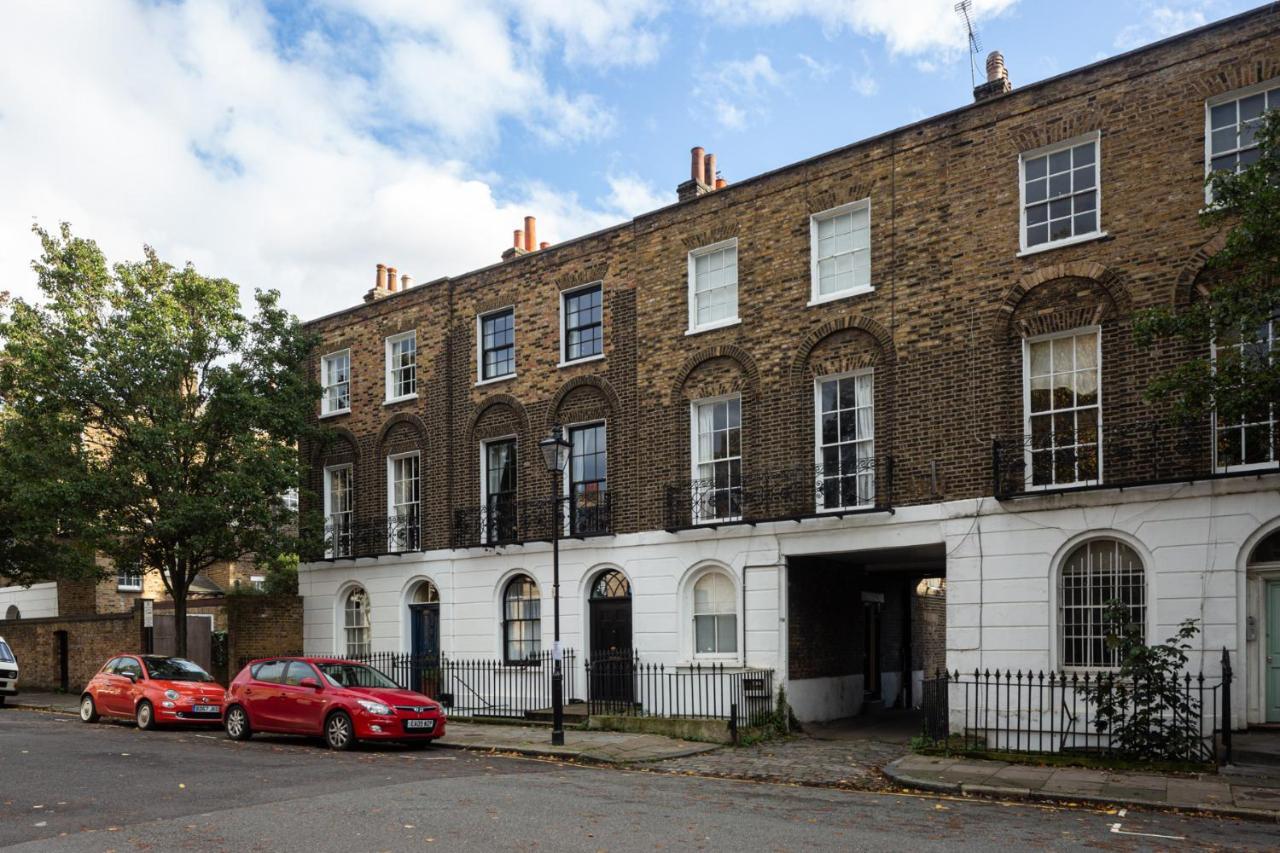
[298,7,1280,726]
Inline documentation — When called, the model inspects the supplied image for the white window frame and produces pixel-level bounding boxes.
[690,394,743,524]
[813,369,875,512]
[386,451,421,552]
[1204,79,1280,204]
[1212,318,1279,473]
[690,569,739,661]
[808,198,872,305]
[686,238,740,335]
[563,420,607,535]
[249,575,266,591]
[384,331,417,404]
[319,349,351,417]
[1017,131,1105,256]
[343,587,371,659]
[476,307,517,385]
[323,464,354,558]
[559,281,605,367]
[1021,326,1103,491]
[480,435,518,545]
[116,567,142,592]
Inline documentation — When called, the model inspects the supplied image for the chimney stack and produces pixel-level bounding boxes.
[504,216,549,260]
[365,262,393,302]
[524,216,537,252]
[679,145,726,201]
[973,50,1012,102]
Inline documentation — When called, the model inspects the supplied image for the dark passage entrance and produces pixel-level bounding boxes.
[588,570,633,708]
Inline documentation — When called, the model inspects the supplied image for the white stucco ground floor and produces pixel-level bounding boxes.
[300,473,1280,727]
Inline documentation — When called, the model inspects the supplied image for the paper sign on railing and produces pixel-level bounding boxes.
[552,641,562,662]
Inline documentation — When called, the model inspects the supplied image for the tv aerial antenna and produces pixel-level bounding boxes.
[955,0,982,89]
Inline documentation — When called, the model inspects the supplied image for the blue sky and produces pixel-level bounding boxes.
[0,0,1263,317]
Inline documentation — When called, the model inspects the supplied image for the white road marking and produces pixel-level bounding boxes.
[1109,823,1186,841]
[1117,809,1127,817]
[195,734,218,739]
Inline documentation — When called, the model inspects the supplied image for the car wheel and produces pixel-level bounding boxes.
[135,700,155,731]
[324,710,356,751]
[224,705,252,741]
[80,694,99,723]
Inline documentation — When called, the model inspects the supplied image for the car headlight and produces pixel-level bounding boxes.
[357,699,392,716]
[164,689,180,700]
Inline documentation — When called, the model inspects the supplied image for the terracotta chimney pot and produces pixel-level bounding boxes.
[704,152,716,188]
[514,229,524,249]
[715,177,727,190]
[539,242,549,250]
[376,263,387,291]
[387,266,398,292]
[691,146,705,185]
[524,216,537,252]
[986,50,1007,83]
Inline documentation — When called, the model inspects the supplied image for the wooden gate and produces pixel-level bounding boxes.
[152,615,213,672]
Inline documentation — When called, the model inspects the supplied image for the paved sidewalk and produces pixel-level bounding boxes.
[885,753,1280,822]
[7,691,717,764]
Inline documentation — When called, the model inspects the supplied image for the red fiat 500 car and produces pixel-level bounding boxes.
[224,657,447,750]
[80,654,226,729]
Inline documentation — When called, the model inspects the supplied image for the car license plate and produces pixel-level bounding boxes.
[405,719,435,731]
[192,705,219,713]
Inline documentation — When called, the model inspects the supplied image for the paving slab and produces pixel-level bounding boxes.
[1166,779,1232,806]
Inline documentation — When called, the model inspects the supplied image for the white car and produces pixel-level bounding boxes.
[0,637,17,705]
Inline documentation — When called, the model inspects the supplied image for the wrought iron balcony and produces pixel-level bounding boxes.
[991,418,1222,499]
[452,490,614,549]
[322,510,421,560]
[662,458,894,531]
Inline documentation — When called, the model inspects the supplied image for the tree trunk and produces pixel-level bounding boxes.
[172,561,188,658]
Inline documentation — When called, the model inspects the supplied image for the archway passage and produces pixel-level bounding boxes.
[409,581,441,697]
[588,570,633,709]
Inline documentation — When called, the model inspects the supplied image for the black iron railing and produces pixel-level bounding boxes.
[991,418,1217,499]
[585,652,774,730]
[321,511,421,559]
[919,658,1233,763]
[663,459,893,530]
[453,491,613,548]
[346,650,578,718]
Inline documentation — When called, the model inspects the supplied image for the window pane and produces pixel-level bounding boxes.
[695,615,716,653]
[1072,142,1095,167]
[1025,178,1046,204]
[1024,155,1046,180]
[716,616,738,653]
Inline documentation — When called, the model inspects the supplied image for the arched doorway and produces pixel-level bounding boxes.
[1249,530,1280,723]
[588,570,633,709]
[408,581,441,696]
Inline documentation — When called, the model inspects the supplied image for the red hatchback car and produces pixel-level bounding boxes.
[224,657,447,750]
[80,654,226,729]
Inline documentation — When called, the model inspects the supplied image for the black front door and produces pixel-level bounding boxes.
[588,570,633,708]
[409,603,441,696]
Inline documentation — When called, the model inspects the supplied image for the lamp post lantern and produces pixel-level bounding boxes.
[539,423,572,746]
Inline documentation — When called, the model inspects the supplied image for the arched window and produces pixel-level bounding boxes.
[1249,528,1280,564]
[3,605,18,621]
[693,572,737,656]
[591,570,630,600]
[503,575,541,665]
[412,581,440,604]
[343,588,371,658]
[1059,540,1145,669]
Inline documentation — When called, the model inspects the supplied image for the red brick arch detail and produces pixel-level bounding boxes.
[467,394,531,437]
[546,375,621,428]
[789,315,895,381]
[672,344,761,402]
[993,261,1134,341]
[309,425,360,463]
[1173,231,1231,308]
[376,412,429,448]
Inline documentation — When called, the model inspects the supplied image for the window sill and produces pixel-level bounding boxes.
[117,587,141,593]
[383,394,418,406]
[557,353,605,369]
[319,409,351,420]
[475,373,516,388]
[807,286,874,307]
[1020,479,1100,493]
[685,318,741,337]
[1215,461,1279,474]
[1016,231,1108,258]
[683,656,743,668]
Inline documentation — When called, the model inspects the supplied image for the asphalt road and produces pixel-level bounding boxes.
[1,708,1276,852]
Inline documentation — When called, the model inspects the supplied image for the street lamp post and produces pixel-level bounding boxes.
[539,424,572,746]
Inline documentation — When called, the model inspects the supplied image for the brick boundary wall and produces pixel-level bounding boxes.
[225,594,304,674]
[2,603,143,692]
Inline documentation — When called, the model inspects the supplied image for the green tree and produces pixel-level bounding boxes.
[1134,110,1280,430]
[0,224,319,655]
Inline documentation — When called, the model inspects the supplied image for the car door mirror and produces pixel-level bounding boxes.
[298,677,321,690]
[122,672,138,683]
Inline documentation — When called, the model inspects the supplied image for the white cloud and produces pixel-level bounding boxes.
[699,0,1019,57]
[697,53,785,130]
[1114,4,1210,51]
[0,0,658,320]
[798,52,839,81]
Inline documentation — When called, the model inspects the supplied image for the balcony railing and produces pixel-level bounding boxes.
[322,510,421,560]
[663,458,894,531]
[452,490,614,549]
[992,418,1218,499]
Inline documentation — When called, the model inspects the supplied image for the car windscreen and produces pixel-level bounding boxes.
[0,641,13,663]
[316,663,399,690]
[143,657,214,682]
